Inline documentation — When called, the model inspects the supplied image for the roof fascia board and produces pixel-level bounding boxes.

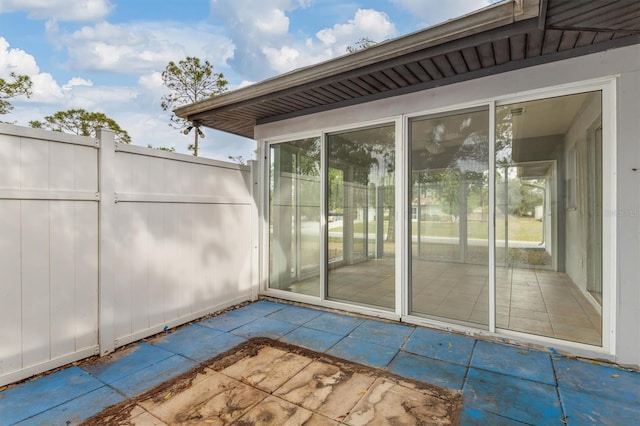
[175,0,538,120]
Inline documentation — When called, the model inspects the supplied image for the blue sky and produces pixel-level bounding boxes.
[0,0,499,161]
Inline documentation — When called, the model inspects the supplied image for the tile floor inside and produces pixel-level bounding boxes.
[290,257,602,346]
[1,300,637,425]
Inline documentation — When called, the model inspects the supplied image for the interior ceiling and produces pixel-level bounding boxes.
[179,0,639,140]
[410,109,488,153]
[506,91,593,139]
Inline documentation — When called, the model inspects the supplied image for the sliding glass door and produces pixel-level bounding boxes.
[327,124,396,309]
[408,91,603,345]
[269,137,321,296]
[267,87,605,348]
[495,91,603,345]
[409,108,490,325]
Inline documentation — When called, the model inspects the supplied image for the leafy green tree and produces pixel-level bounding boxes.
[29,109,131,143]
[0,72,32,115]
[161,57,228,157]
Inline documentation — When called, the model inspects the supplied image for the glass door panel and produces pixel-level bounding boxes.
[410,109,489,325]
[269,137,321,296]
[495,91,602,345]
[327,125,395,309]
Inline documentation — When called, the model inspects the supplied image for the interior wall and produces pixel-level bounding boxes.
[563,93,601,293]
[544,168,554,262]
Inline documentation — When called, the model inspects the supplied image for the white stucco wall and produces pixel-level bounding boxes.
[256,43,640,367]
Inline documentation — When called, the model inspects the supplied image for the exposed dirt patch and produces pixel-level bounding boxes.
[81,338,462,425]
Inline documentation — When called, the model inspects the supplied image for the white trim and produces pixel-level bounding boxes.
[0,123,98,147]
[320,131,328,302]
[114,193,252,205]
[403,312,616,361]
[265,117,400,144]
[260,139,271,295]
[395,116,405,316]
[601,78,617,355]
[493,76,620,107]
[263,288,401,322]
[249,159,261,301]
[0,189,99,201]
[116,143,250,170]
[404,100,494,121]
[264,130,323,145]
[488,100,496,333]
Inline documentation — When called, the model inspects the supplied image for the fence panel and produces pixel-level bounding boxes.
[0,125,99,386]
[110,145,255,348]
[0,125,258,386]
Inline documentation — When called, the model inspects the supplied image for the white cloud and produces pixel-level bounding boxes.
[138,72,163,91]
[29,73,64,102]
[230,80,256,90]
[0,0,113,22]
[315,9,396,50]
[261,9,396,74]
[210,2,396,78]
[261,46,301,74]
[0,37,63,103]
[49,21,235,74]
[390,0,492,26]
[62,77,92,91]
[255,8,290,35]
[0,37,39,77]
[210,0,312,79]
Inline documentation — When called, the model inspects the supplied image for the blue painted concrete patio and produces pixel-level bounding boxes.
[2,300,639,425]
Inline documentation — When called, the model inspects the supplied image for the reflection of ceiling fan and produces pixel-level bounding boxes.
[421,118,474,155]
[425,141,445,154]
[424,132,464,154]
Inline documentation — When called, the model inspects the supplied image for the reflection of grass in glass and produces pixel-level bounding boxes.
[410,244,551,266]
[333,216,542,241]
[326,237,395,262]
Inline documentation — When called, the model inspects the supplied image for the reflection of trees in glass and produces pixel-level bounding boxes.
[494,106,545,217]
[328,168,343,215]
[509,180,544,217]
[411,110,489,223]
[270,137,321,216]
[328,125,396,241]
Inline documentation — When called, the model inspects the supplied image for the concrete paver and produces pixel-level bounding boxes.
[221,346,312,393]
[273,360,376,420]
[403,327,476,366]
[344,378,455,426]
[140,370,267,424]
[388,351,467,390]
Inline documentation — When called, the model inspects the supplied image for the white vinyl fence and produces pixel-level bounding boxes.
[0,124,259,386]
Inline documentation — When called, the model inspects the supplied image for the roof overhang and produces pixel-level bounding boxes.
[175,0,640,139]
